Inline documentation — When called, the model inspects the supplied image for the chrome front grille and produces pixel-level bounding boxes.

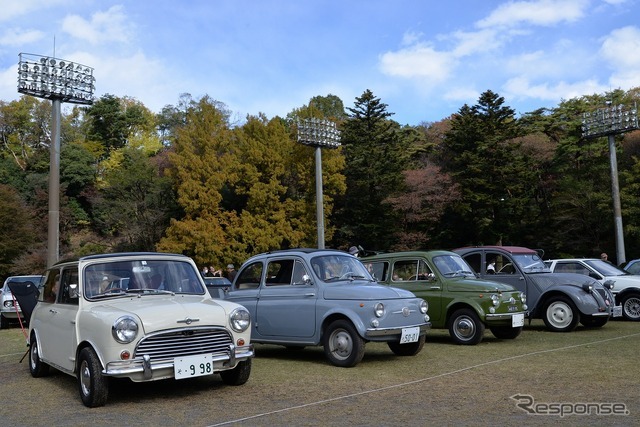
[134,327,233,359]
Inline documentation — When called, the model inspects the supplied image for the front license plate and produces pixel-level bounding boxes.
[612,305,623,317]
[174,354,214,380]
[512,313,525,327]
[400,326,420,344]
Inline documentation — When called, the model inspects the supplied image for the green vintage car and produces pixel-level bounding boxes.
[361,250,527,345]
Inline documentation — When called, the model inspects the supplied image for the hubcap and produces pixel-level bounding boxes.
[330,330,352,360]
[80,360,91,396]
[454,317,475,339]
[623,297,640,319]
[548,302,573,328]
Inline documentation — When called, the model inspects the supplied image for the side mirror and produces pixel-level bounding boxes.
[69,284,79,298]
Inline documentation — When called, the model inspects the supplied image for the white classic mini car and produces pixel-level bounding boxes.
[28,252,254,407]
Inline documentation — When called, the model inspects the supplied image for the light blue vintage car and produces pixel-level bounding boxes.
[213,248,431,367]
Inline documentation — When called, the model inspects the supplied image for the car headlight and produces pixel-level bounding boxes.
[230,307,251,332]
[112,316,139,344]
[419,299,428,314]
[374,302,385,318]
[520,292,526,304]
[3,300,14,308]
[582,283,594,293]
[490,294,501,307]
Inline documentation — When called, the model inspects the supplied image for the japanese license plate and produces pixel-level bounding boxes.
[512,313,525,327]
[174,354,214,379]
[400,326,420,344]
[612,305,623,317]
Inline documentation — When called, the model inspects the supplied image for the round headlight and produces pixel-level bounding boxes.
[490,294,501,307]
[374,302,385,318]
[419,299,428,314]
[112,316,139,344]
[230,307,251,332]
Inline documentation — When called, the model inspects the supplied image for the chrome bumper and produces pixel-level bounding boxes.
[365,322,431,338]
[104,344,254,379]
[485,311,526,321]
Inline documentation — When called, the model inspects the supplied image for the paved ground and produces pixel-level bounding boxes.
[1,319,638,426]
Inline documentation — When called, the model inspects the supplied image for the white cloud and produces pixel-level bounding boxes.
[62,5,133,45]
[0,0,68,22]
[503,76,607,102]
[0,28,45,47]
[450,29,501,56]
[599,26,640,89]
[476,0,589,29]
[443,87,480,103]
[379,43,455,84]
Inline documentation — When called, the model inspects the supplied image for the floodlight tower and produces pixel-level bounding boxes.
[582,102,639,264]
[17,53,95,267]
[297,118,342,249]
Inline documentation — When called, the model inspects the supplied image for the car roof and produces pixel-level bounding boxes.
[455,246,538,255]
[361,250,456,259]
[52,252,191,266]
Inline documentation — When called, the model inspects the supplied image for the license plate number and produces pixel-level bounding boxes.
[400,327,420,344]
[612,305,623,317]
[174,354,214,379]
[512,313,525,327]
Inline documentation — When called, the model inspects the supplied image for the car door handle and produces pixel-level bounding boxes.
[430,286,441,290]
[305,293,316,297]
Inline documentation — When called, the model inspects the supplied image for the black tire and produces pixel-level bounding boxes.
[29,333,50,377]
[387,334,426,356]
[0,314,8,329]
[621,293,640,321]
[322,319,365,367]
[490,326,522,340]
[77,347,109,407]
[580,315,609,328]
[220,359,252,386]
[542,296,580,332]
[448,308,485,345]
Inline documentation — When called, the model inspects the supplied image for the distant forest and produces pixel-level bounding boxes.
[2,86,639,277]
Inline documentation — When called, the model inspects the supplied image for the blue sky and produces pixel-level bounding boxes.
[1,0,639,125]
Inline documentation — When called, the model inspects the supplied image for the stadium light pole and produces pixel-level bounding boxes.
[297,118,341,249]
[17,53,95,267]
[582,102,639,265]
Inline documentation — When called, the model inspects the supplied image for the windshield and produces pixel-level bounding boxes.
[433,254,475,277]
[512,253,550,273]
[310,254,374,283]
[84,259,205,299]
[585,259,628,276]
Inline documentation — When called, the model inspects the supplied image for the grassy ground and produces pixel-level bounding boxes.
[1,319,638,426]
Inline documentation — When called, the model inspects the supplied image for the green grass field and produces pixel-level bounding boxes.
[1,319,638,426]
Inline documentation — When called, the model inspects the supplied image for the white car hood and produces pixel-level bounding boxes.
[88,295,231,332]
[602,275,640,291]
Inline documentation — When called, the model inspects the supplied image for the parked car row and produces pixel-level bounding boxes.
[6,246,626,408]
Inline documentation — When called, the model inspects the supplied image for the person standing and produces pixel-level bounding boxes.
[226,264,237,281]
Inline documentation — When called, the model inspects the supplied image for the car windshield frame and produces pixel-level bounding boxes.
[310,254,374,283]
[512,253,550,273]
[585,259,628,277]
[432,254,475,277]
[83,259,206,300]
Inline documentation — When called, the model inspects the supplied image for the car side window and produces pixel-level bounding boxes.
[392,260,418,281]
[462,253,481,274]
[487,252,514,275]
[364,261,386,281]
[235,262,262,290]
[555,262,588,275]
[59,267,79,305]
[265,259,294,286]
[292,260,309,285]
[42,270,60,303]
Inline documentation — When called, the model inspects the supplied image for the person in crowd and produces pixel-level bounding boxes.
[226,264,237,281]
[601,253,612,264]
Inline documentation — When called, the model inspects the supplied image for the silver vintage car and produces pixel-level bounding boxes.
[1,275,43,328]
[217,248,431,367]
[28,252,254,407]
[454,246,617,332]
